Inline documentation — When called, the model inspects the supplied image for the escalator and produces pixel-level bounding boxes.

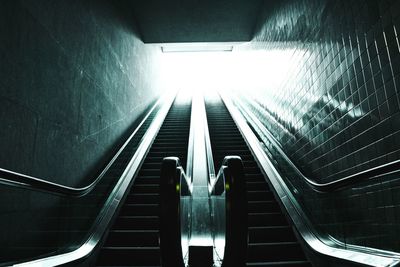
[3,92,396,267]
[205,98,311,267]
[96,100,191,266]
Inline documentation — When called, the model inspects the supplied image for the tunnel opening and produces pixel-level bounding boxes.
[1,0,400,266]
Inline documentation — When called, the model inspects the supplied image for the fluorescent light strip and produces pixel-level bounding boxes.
[161,42,239,53]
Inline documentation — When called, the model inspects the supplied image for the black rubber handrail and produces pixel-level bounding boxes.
[0,168,94,197]
[234,95,400,193]
[160,156,190,267]
[0,100,160,197]
[210,156,247,267]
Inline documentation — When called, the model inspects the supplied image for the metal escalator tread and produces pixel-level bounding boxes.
[205,100,312,267]
[96,101,191,266]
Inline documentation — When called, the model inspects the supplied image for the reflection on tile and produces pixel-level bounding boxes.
[241,0,400,183]
[236,0,400,254]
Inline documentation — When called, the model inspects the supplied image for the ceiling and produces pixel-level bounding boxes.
[127,0,265,43]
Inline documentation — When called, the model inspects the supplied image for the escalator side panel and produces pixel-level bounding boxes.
[205,100,311,267]
[96,101,191,266]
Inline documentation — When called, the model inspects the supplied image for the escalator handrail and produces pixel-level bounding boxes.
[185,96,195,181]
[221,91,400,267]
[210,157,240,196]
[12,91,177,266]
[210,156,247,267]
[160,157,189,267]
[0,99,161,197]
[187,92,215,185]
[160,97,193,267]
[234,95,400,193]
[209,165,225,196]
[203,101,216,182]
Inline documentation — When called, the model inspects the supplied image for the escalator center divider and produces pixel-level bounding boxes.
[205,99,311,267]
[96,100,192,267]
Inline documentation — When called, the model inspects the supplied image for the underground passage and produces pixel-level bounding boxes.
[1,0,400,266]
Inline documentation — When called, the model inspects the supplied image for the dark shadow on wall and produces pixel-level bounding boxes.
[0,0,162,263]
[102,0,144,41]
[0,0,161,188]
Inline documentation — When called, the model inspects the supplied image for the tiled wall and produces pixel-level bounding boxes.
[244,0,400,183]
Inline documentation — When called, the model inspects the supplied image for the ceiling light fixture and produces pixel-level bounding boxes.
[160,42,241,53]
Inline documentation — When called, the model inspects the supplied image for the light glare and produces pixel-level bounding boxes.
[157,50,295,97]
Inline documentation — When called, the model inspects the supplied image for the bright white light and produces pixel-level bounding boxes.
[157,49,295,97]
[157,43,366,137]
[174,89,193,105]
[161,42,236,53]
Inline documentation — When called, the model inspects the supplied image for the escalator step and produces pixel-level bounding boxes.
[126,193,159,204]
[247,260,311,266]
[248,201,279,213]
[97,247,160,266]
[138,169,161,176]
[134,177,160,185]
[244,167,263,175]
[112,216,159,230]
[248,226,296,243]
[120,203,159,216]
[141,162,163,168]
[147,152,187,158]
[246,174,267,182]
[105,230,159,247]
[132,184,159,194]
[247,242,306,262]
[150,147,187,152]
[247,191,275,201]
[248,212,288,227]
[246,181,269,191]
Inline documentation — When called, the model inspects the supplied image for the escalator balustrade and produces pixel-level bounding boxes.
[96,95,310,266]
[206,99,311,267]
[96,101,191,266]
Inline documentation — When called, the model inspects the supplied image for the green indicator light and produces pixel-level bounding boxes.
[176,184,180,192]
[225,183,230,191]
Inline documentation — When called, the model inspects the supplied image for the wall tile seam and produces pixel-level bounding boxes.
[264,88,396,161]
[309,142,400,174]
[248,0,400,181]
[307,152,400,182]
[320,149,400,182]
[293,102,399,161]
[296,108,394,158]
[269,70,391,111]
